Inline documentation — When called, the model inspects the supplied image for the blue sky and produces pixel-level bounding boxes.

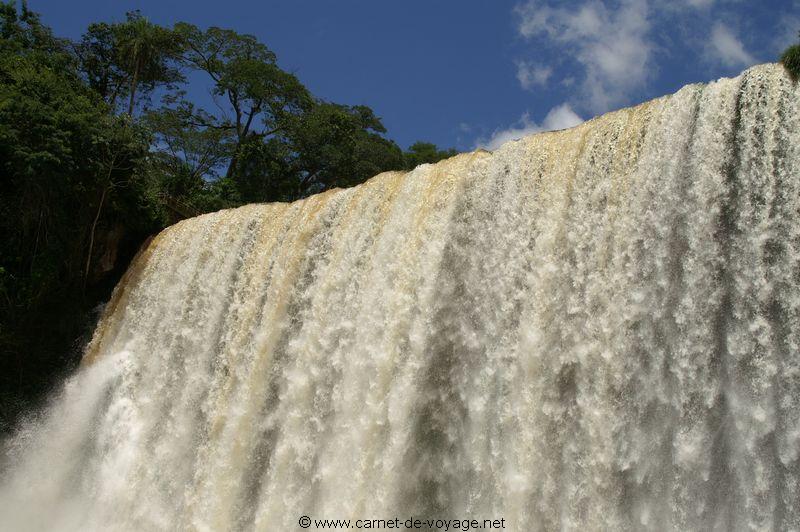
[28,0,799,151]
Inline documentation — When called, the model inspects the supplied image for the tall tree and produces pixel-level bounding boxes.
[232,102,405,202]
[145,96,233,188]
[143,95,236,214]
[75,11,183,115]
[0,1,63,55]
[0,1,153,431]
[283,102,404,195]
[175,23,312,178]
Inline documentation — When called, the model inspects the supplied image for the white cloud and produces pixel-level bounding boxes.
[773,14,800,53]
[477,104,584,150]
[515,0,653,112]
[542,104,585,130]
[684,0,714,8]
[657,0,715,17]
[708,22,755,67]
[516,61,553,89]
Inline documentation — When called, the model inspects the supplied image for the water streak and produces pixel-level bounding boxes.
[1,64,799,531]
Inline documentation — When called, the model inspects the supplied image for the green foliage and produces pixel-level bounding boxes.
[175,23,312,177]
[0,6,140,301]
[402,141,458,170]
[0,1,157,431]
[229,102,407,202]
[75,11,184,114]
[279,102,403,193]
[0,1,63,56]
[144,96,234,211]
[780,34,800,81]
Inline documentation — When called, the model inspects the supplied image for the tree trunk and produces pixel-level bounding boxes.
[84,184,109,287]
[225,148,240,180]
[128,58,141,116]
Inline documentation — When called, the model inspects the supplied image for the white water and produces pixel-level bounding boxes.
[2,64,799,531]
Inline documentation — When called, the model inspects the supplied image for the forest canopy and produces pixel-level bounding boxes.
[0,2,457,432]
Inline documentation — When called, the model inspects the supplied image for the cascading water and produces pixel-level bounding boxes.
[1,64,799,532]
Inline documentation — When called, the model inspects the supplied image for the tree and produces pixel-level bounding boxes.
[145,96,233,191]
[173,24,410,203]
[175,23,312,179]
[0,1,64,56]
[230,102,404,202]
[402,141,458,170]
[83,116,148,284]
[75,11,183,115]
[278,102,404,196]
[0,1,155,432]
[780,31,800,82]
[73,21,127,109]
[143,96,237,215]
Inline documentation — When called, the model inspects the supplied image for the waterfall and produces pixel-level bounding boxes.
[1,64,799,531]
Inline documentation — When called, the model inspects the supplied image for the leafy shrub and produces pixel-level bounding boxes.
[780,35,800,81]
